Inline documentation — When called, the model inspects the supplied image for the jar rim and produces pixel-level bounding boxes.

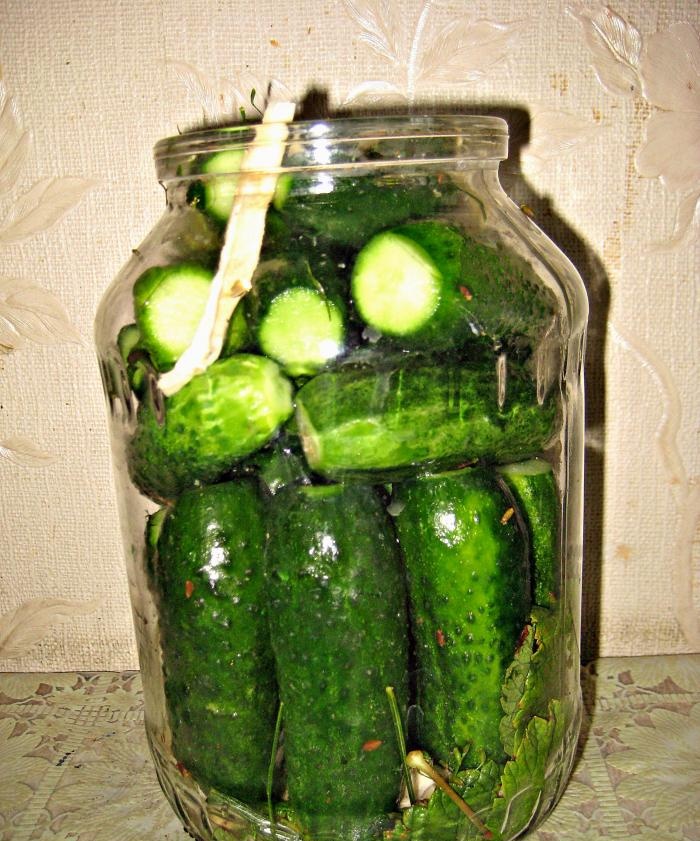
[154,114,509,180]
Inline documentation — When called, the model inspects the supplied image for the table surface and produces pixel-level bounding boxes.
[1,655,699,840]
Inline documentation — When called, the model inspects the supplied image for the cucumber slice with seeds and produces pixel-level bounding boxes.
[133,263,213,372]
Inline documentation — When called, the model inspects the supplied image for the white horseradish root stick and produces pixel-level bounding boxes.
[158,100,296,396]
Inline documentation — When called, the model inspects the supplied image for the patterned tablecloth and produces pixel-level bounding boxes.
[1,655,699,841]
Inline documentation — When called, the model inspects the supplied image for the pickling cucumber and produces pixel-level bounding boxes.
[266,483,409,833]
[499,458,560,606]
[116,323,149,394]
[187,148,244,223]
[392,467,530,765]
[152,479,278,802]
[245,257,345,376]
[295,359,557,478]
[133,262,214,372]
[276,172,455,248]
[128,354,293,500]
[188,150,293,225]
[351,221,556,348]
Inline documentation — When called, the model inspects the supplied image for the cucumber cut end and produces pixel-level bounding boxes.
[298,483,346,499]
[296,402,322,470]
[200,149,245,222]
[134,264,213,371]
[351,232,442,336]
[258,288,344,376]
[498,457,553,477]
[117,323,141,360]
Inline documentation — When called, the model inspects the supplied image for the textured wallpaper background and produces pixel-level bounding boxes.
[0,0,698,671]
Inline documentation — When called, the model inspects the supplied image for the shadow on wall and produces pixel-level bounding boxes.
[298,88,610,664]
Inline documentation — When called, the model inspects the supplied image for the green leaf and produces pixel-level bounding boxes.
[499,625,534,755]
[499,607,560,756]
[488,700,565,839]
[392,760,501,841]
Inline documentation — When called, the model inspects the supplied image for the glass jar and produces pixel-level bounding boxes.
[95,116,587,841]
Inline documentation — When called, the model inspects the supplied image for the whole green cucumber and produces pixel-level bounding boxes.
[498,458,560,606]
[393,467,530,765]
[266,483,409,833]
[128,354,293,500]
[276,171,456,248]
[295,359,557,478]
[152,479,278,802]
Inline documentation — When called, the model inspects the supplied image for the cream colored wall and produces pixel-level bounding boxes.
[0,0,698,670]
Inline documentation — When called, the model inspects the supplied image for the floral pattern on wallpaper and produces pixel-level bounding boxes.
[567,4,700,650]
[340,0,524,105]
[569,4,700,248]
[0,79,93,460]
[0,76,99,663]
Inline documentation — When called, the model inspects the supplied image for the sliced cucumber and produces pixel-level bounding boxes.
[259,288,344,376]
[190,151,293,224]
[246,257,346,377]
[498,458,560,606]
[351,221,557,350]
[133,262,213,372]
[351,231,442,337]
[196,149,244,224]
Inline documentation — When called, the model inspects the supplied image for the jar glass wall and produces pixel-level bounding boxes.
[95,116,587,841]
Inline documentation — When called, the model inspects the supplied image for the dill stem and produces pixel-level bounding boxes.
[385,686,416,804]
[405,751,493,839]
[267,700,284,832]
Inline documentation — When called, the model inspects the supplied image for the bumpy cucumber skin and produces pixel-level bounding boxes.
[128,354,293,500]
[393,467,530,765]
[499,460,560,606]
[152,480,278,802]
[392,221,556,347]
[277,173,454,248]
[296,360,557,479]
[266,483,409,830]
